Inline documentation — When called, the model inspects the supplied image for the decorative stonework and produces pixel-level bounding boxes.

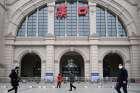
[55,47,89,62]
[6,0,19,6]
[124,0,138,6]
[99,47,130,63]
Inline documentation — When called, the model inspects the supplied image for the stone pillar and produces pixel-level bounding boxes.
[89,2,96,36]
[125,60,131,79]
[41,60,46,79]
[4,36,15,77]
[46,45,55,80]
[54,60,59,78]
[90,45,99,77]
[129,36,140,79]
[47,2,55,36]
[130,45,140,79]
[85,60,90,78]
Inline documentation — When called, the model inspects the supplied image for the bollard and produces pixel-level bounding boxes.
[29,86,33,88]
[84,86,88,88]
[38,86,42,88]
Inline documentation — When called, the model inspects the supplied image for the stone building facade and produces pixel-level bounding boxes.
[0,0,140,80]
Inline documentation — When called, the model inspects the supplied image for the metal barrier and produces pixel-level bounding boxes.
[0,77,140,84]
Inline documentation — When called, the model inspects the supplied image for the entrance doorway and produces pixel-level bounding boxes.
[103,53,123,77]
[60,52,84,77]
[20,53,41,77]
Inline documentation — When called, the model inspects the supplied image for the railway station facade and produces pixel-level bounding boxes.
[0,0,140,80]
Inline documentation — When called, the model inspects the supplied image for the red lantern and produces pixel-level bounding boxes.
[78,7,88,16]
[56,4,67,18]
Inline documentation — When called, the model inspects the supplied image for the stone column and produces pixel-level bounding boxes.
[84,60,90,78]
[129,36,140,79]
[90,45,99,78]
[45,45,55,81]
[54,60,59,78]
[47,2,55,36]
[41,60,46,79]
[4,36,15,77]
[125,60,131,79]
[89,2,96,36]
[130,45,140,79]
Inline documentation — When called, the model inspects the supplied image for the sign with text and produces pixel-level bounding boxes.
[45,73,54,82]
[78,6,88,16]
[56,4,67,18]
[91,73,99,82]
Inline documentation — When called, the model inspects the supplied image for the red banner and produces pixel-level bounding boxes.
[56,4,67,18]
[78,6,88,16]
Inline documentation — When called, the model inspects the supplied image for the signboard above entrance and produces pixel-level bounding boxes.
[56,2,89,18]
[56,0,88,3]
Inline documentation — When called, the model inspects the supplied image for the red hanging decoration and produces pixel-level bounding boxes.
[78,6,88,16]
[56,4,67,18]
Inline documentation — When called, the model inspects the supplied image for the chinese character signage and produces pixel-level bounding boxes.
[56,1,90,18]
[55,0,90,3]
[78,6,88,16]
[56,4,67,18]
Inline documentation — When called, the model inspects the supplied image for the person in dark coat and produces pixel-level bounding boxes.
[115,64,128,93]
[69,72,76,91]
[8,69,19,93]
[56,73,63,88]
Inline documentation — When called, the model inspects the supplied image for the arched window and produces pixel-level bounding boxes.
[17,2,127,38]
[54,1,89,36]
[96,6,127,37]
[17,5,48,37]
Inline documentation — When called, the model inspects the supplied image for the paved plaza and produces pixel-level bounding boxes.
[0,82,140,93]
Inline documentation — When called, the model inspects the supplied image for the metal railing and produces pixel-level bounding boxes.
[0,76,140,84]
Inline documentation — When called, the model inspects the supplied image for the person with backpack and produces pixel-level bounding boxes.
[69,72,76,91]
[8,69,19,93]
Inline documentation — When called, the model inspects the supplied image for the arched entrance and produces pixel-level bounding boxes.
[20,53,41,77]
[103,53,123,77]
[60,52,84,77]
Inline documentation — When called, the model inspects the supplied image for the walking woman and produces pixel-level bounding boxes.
[8,69,19,93]
[56,73,63,88]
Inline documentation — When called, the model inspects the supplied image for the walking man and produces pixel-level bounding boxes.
[115,64,128,93]
[69,72,76,91]
[8,69,19,93]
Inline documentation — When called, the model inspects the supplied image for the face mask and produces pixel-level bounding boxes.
[119,66,123,69]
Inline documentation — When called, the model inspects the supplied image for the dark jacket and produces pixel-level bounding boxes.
[9,70,19,87]
[69,73,75,83]
[117,68,128,83]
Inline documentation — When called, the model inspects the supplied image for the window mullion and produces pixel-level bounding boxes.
[36,9,39,37]
[77,1,79,37]
[25,16,28,37]
[105,9,108,37]
[116,16,119,37]
[65,1,67,37]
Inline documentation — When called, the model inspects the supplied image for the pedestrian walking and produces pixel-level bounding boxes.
[56,73,63,88]
[115,64,128,93]
[69,72,76,91]
[8,69,19,93]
